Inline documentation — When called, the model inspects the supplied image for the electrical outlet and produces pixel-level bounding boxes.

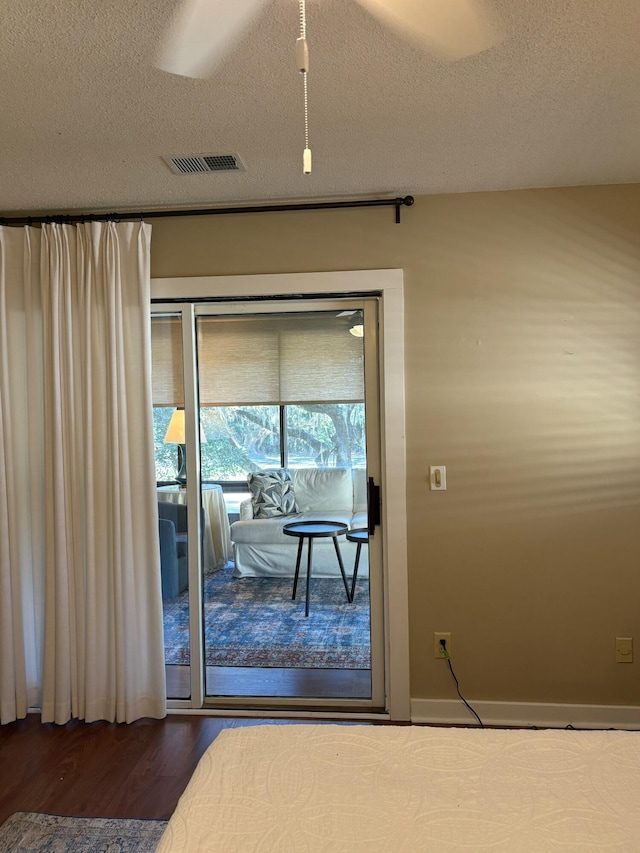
[434,632,451,659]
[616,637,633,663]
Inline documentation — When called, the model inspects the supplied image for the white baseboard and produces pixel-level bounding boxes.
[411,698,640,730]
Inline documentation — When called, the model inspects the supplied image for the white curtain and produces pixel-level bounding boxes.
[0,221,165,725]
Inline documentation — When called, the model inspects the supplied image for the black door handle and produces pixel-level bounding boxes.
[367,476,381,536]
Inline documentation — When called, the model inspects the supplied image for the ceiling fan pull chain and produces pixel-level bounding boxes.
[297,0,311,174]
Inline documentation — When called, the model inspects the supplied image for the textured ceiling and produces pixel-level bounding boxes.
[1,0,639,214]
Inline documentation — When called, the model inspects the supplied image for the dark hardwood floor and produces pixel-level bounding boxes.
[0,714,300,825]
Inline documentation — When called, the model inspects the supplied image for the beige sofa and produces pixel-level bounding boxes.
[230,468,368,578]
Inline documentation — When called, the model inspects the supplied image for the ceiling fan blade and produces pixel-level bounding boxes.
[356,0,503,60]
[157,0,270,78]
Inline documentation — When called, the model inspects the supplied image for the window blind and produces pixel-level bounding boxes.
[151,311,364,407]
[151,316,184,406]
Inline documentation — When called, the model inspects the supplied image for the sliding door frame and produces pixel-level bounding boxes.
[152,269,409,721]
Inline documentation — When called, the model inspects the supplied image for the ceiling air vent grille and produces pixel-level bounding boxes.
[163,153,246,175]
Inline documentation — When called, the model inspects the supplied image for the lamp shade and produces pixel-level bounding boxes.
[163,409,207,444]
[164,408,185,444]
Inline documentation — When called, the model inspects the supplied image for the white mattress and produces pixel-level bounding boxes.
[157,723,640,852]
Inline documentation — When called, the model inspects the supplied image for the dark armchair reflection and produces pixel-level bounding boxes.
[158,501,189,600]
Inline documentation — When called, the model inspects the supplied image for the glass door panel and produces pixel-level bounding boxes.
[151,314,192,700]
[194,305,379,706]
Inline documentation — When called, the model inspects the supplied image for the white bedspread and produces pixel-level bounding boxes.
[157,723,640,852]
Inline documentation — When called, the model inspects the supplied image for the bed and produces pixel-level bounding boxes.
[156,723,640,851]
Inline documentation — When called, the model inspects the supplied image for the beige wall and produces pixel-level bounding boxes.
[151,184,640,708]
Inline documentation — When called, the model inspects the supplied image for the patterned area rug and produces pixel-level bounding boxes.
[163,564,371,669]
[0,812,167,852]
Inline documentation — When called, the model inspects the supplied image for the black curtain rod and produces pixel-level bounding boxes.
[0,195,414,227]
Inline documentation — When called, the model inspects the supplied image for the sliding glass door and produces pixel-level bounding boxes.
[151,297,385,712]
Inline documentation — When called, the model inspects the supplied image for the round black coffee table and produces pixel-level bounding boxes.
[283,520,351,617]
[345,528,368,601]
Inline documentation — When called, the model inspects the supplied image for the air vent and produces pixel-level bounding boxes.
[163,153,246,175]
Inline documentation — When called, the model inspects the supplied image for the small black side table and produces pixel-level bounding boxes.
[345,528,368,601]
[283,520,351,617]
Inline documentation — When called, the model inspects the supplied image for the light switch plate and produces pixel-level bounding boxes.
[430,466,447,490]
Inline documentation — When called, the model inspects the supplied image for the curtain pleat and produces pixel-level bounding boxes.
[0,221,165,725]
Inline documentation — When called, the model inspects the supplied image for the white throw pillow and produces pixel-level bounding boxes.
[291,468,352,512]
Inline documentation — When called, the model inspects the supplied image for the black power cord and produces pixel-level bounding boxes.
[440,638,484,728]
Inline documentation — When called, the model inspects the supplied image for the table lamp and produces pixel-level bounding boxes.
[163,408,206,485]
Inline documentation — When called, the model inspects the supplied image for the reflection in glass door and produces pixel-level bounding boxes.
[152,299,384,711]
